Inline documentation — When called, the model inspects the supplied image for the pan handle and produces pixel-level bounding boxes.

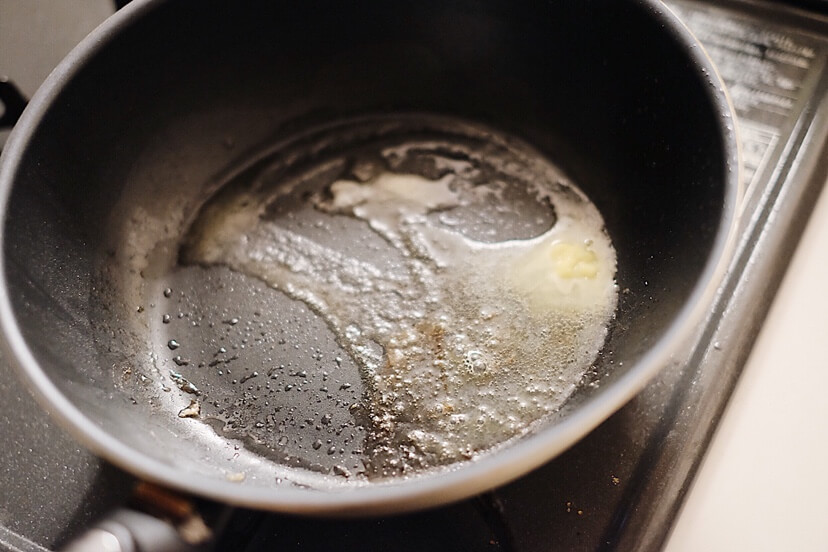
[60,483,225,552]
[61,509,206,552]
[0,78,27,129]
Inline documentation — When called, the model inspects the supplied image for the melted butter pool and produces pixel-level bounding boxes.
[181,116,618,478]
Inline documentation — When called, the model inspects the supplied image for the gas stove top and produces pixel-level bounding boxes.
[1,1,826,551]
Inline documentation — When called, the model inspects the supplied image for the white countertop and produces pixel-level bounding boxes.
[666,176,828,551]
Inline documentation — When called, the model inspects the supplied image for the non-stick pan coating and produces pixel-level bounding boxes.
[0,0,738,513]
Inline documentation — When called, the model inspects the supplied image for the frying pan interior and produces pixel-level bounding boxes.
[0,0,736,512]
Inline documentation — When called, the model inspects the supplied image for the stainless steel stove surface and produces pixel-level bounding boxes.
[1,1,826,551]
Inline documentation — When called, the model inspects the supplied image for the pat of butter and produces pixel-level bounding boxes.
[507,230,615,312]
[549,241,599,279]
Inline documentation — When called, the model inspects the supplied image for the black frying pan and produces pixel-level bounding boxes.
[0,0,738,530]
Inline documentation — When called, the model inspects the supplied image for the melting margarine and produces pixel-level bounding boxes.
[182,127,618,478]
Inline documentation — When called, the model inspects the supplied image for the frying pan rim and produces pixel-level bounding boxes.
[0,0,742,514]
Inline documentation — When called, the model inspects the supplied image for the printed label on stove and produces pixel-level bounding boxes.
[667,0,827,196]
